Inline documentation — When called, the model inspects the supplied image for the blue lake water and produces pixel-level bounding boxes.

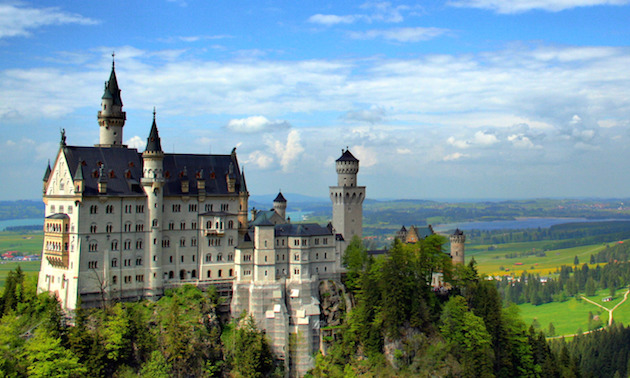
[0,218,43,231]
[433,218,627,232]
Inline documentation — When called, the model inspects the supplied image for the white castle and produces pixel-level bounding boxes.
[37,62,365,376]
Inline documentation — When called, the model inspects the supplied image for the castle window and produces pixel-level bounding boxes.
[152,219,158,227]
[205,254,212,262]
[169,271,174,279]
[315,253,319,260]
[169,256,173,263]
[205,204,213,212]
[315,238,319,245]
[172,204,181,212]
[217,254,223,261]
[189,204,197,212]
[294,254,299,261]
[162,239,170,248]
[228,220,234,229]
[294,240,299,246]
[218,270,222,277]
[192,255,195,262]
[207,270,211,278]
[111,240,118,250]
[106,224,113,233]
[323,238,328,245]
[89,241,98,252]
[228,253,233,261]
[136,275,144,282]
[191,238,197,247]
[136,205,144,213]
[168,222,174,230]
[180,222,186,230]
[136,223,144,232]
[136,258,142,266]
[112,275,117,284]
[111,258,118,268]
[324,253,327,259]
[191,270,197,278]
[90,205,98,214]
[90,224,97,233]
[88,261,98,269]
[192,222,197,229]
[124,222,132,232]
[221,204,228,211]
[125,205,132,213]
[264,256,268,262]
[124,240,131,250]
[181,256,184,263]
[106,205,114,214]
[180,238,186,247]
[229,269,233,277]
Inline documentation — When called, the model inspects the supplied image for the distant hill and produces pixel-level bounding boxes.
[0,200,44,221]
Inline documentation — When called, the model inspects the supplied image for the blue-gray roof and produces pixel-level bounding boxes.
[274,223,332,237]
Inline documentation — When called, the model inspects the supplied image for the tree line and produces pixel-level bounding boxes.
[0,267,281,377]
[496,241,630,307]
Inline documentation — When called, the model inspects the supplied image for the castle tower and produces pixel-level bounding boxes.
[141,110,164,296]
[97,57,126,147]
[273,192,287,220]
[450,229,466,265]
[329,148,365,245]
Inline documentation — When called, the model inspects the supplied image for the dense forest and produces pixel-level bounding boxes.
[310,236,578,377]
[467,221,630,249]
[0,201,43,221]
[0,267,281,377]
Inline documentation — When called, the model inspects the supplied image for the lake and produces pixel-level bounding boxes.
[433,217,627,233]
[0,218,43,231]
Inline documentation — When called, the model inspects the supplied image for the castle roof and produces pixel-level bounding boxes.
[336,149,358,162]
[273,192,287,203]
[145,112,162,153]
[274,223,332,237]
[61,146,245,197]
[453,228,464,236]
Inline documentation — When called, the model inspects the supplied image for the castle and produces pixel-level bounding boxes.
[37,62,462,376]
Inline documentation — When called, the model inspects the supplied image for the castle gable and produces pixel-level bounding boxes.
[45,150,74,196]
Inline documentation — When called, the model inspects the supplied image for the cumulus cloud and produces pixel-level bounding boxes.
[227,116,291,133]
[0,3,98,39]
[447,131,499,148]
[447,0,630,14]
[267,130,305,172]
[125,136,146,150]
[245,151,274,169]
[349,27,448,42]
[350,145,378,167]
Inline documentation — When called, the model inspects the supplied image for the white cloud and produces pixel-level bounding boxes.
[308,14,357,25]
[245,151,274,169]
[227,116,291,133]
[508,134,537,149]
[473,131,499,146]
[448,0,630,14]
[0,4,98,39]
[349,27,448,42]
[397,148,412,154]
[125,136,146,150]
[443,152,467,161]
[350,145,378,167]
[267,130,304,172]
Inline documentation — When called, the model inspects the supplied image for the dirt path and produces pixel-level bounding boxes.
[548,287,630,339]
[581,288,630,326]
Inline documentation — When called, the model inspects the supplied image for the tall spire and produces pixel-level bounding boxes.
[145,108,163,153]
[97,54,126,147]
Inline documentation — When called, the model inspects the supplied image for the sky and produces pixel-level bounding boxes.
[1,0,630,201]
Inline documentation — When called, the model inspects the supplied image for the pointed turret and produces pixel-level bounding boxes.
[145,109,163,154]
[97,55,126,147]
[73,162,84,194]
[273,191,287,220]
[43,161,51,194]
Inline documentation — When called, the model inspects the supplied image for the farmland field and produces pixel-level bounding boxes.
[468,241,614,277]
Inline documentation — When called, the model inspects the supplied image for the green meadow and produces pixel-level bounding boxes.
[468,240,612,277]
[0,231,43,289]
[518,287,630,336]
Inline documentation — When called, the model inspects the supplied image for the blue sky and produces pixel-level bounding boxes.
[1,0,630,201]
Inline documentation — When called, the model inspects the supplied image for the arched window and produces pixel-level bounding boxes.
[111,258,118,267]
[191,270,197,278]
[228,220,234,229]
[168,271,174,279]
[205,253,212,262]
[179,270,186,280]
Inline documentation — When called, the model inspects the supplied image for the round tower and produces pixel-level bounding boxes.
[336,149,359,187]
[273,191,287,220]
[97,57,126,147]
[329,148,365,244]
[450,229,466,265]
[141,110,164,297]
